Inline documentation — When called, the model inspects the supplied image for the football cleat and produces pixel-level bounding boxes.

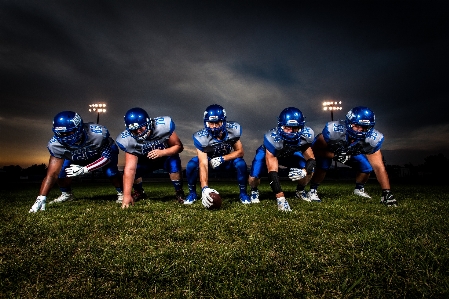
[116,191,124,204]
[184,192,197,205]
[49,192,74,204]
[354,188,371,198]
[29,197,46,213]
[132,189,147,201]
[239,193,251,204]
[250,190,260,203]
[295,190,311,202]
[308,189,321,202]
[175,190,186,203]
[277,197,292,212]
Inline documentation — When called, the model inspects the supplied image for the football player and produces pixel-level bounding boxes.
[116,107,186,208]
[248,107,316,211]
[307,106,397,206]
[184,104,251,208]
[29,111,123,213]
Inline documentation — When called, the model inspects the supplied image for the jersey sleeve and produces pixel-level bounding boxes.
[263,129,282,156]
[366,129,384,153]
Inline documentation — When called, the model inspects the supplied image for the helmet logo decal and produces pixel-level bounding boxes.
[71,113,82,126]
[208,116,219,121]
[54,126,67,131]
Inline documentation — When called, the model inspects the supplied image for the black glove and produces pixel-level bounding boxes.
[381,190,397,207]
[347,143,364,156]
[333,152,351,164]
[305,159,316,174]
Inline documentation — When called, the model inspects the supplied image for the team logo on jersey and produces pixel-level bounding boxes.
[142,140,166,154]
[89,125,103,134]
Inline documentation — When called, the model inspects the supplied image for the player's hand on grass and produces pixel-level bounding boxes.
[121,195,135,209]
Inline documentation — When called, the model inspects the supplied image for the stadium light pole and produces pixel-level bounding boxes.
[89,103,107,124]
[322,101,343,121]
[323,101,343,171]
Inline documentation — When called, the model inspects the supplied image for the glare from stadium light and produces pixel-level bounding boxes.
[89,103,107,124]
[322,100,342,121]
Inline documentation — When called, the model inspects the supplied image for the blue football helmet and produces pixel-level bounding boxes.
[204,104,227,138]
[124,107,152,141]
[52,111,85,146]
[345,106,375,140]
[277,107,305,142]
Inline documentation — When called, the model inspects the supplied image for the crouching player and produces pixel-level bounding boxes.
[308,106,397,206]
[29,111,123,212]
[116,107,186,208]
[248,107,316,211]
[184,104,251,207]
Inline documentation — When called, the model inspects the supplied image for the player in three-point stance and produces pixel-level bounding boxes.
[248,107,316,211]
[116,107,186,208]
[29,111,123,212]
[306,106,397,206]
[184,104,251,208]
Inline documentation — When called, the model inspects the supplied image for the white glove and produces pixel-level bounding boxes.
[65,164,89,177]
[288,168,307,181]
[29,195,46,213]
[201,186,219,208]
[210,156,224,169]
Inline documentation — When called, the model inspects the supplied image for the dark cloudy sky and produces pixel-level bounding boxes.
[1,0,448,168]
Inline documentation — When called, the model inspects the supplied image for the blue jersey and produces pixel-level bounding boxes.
[263,126,314,158]
[193,121,241,158]
[321,120,384,155]
[116,116,175,157]
[47,123,114,162]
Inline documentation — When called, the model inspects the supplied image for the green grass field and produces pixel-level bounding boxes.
[1,179,449,298]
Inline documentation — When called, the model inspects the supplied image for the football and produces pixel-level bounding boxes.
[208,192,222,210]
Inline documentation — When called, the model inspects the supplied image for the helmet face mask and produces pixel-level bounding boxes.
[345,106,375,140]
[52,111,85,146]
[124,107,152,141]
[204,104,227,138]
[277,107,305,142]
